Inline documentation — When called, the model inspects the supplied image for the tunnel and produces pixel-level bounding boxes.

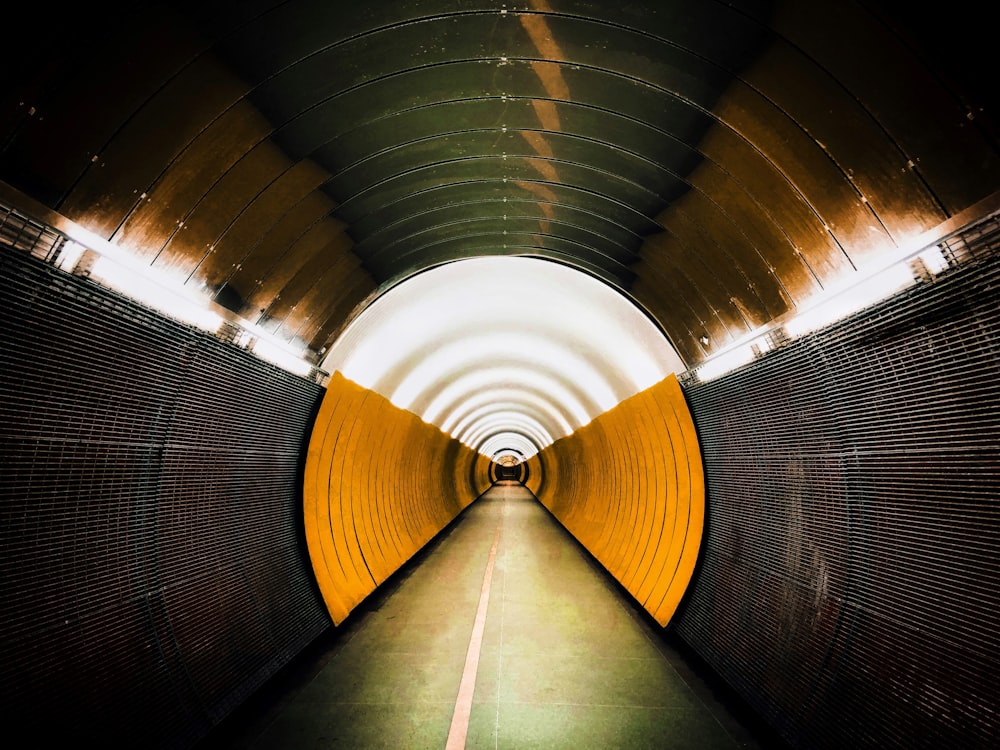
[1,1,998,748]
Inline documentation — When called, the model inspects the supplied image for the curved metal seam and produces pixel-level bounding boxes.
[636,233,743,346]
[334,177,662,233]
[168,71,798,301]
[243,7,717,87]
[190,196,322,289]
[246,37,854,252]
[363,225,638,272]
[293,94,694,180]
[361,214,639,267]
[374,230,634,278]
[100,4,879,296]
[326,153,668,213]
[355,196,647,247]
[341,167,806,316]
[665,198,789,319]
[325,127,686,186]
[313,107,825,305]
[733,9,952,225]
[248,52,818,228]
[325,103,810,302]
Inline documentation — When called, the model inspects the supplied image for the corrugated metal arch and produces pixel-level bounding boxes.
[1,0,998,363]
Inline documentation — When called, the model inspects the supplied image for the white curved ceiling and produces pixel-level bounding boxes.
[320,256,683,456]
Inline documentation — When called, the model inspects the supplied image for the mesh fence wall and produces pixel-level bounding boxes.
[0,248,331,747]
[674,235,999,748]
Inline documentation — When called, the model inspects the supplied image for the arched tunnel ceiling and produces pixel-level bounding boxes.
[321,256,684,456]
[1,0,998,369]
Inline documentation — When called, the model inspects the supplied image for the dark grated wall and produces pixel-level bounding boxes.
[0,248,331,748]
[674,234,1000,749]
[3,210,1000,750]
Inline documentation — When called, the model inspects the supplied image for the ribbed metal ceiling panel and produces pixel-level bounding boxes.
[1,0,998,364]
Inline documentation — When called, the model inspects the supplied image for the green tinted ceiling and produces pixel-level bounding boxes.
[1,0,997,365]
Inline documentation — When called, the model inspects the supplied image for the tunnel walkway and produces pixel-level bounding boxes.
[205,483,769,749]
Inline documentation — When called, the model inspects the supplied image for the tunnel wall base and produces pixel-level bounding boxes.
[0,248,331,747]
[675,244,1000,749]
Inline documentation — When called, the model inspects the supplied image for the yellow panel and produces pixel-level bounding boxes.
[536,374,705,628]
[620,392,659,593]
[631,391,669,605]
[601,416,631,580]
[374,411,403,571]
[330,384,376,614]
[642,380,691,624]
[461,451,493,503]
[303,378,352,623]
[351,394,383,585]
[523,454,543,496]
[650,376,706,625]
[318,382,364,618]
[636,384,683,615]
[615,415,645,585]
[303,373,483,625]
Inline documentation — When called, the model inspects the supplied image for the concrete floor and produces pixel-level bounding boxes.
[202,483,783,749]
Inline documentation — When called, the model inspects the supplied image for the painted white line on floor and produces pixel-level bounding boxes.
[494,500,508,750]
[445,524,501,750]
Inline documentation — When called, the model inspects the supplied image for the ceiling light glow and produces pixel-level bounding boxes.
[421,365,595,429]
[461,411,554,450]
[444,390,575,437]
[90,255,224,333]
[321,257,682,455]
[785,262,915,338]
[483,433,539,459]
[387,331,619,413]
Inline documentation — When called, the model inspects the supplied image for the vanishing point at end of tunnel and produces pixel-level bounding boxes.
[1,2,998,748]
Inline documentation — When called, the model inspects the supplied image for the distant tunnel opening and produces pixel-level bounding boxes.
[491,449,526,483]
[492,460,524,483]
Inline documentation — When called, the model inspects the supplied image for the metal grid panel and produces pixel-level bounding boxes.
[0,248,329,746]
[0,204,64,261]
[675,237,1000,748]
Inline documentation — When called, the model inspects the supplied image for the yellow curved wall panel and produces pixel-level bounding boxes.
[303,380,354,620]
[304,373,490,625]
[536,374,705,627]
[634,386,682,608]
[627,406,665,598]
[468,452,494,499]
[523,454,544,497]
[641,385,687,615]
[619,400,655,590]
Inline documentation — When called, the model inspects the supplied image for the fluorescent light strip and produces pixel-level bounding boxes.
[83,245,315,378]
[457,411,554,451]
[462,413,553,451]
[388,332,619,415]
[321,256,683,441]
[443,390,575,438]
[480,433,540,459]
[694,240,959,383]
[422,366,594,430]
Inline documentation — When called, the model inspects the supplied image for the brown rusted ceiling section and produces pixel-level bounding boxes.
[2,1,997,366]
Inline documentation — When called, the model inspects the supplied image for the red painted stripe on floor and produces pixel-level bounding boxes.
[445,525,501,750]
